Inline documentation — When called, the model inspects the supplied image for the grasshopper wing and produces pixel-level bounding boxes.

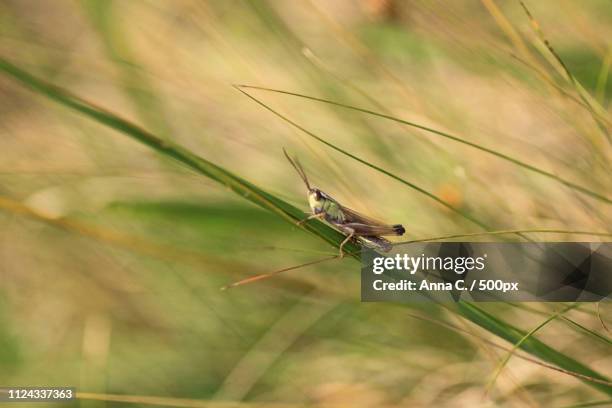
[339,205,405,236]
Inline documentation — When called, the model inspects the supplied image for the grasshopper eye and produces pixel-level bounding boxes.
[314,190,322,200]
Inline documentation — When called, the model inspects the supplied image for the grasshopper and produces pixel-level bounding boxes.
[284,149,405,257]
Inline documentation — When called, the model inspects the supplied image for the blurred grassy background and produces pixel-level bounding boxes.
[0,0,611,407]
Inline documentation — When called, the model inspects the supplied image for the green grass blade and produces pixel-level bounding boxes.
[234,86,492,231]
[403,229,612,243]
[562,316,612,347]
[236,85,612,205]
[458,302,612,395]
[0,57,360,257]
[486,304,576,392]
[519,1,612,142]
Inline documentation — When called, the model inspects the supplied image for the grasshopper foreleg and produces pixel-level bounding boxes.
[297,212,325,226]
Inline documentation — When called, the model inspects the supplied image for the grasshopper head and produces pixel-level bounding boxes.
[283,149,325,213]
[308,188,325,213]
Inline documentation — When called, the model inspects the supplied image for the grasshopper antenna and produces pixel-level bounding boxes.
[283,148,311,191]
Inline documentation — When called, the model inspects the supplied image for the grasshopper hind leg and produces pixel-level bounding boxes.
[360,236,393,252]
[338,228,355,258]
